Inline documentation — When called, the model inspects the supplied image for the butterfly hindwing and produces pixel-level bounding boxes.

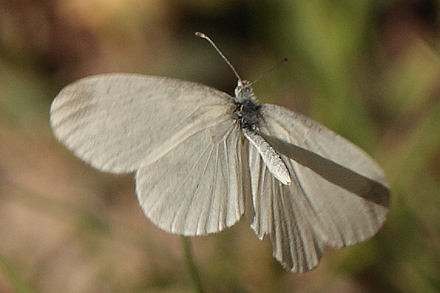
[136,120,248,236]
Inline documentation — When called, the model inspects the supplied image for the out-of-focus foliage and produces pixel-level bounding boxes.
[0,0,439,292]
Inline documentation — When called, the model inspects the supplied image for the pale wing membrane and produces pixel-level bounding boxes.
[136,120,248,235]
[249,104,389,272]
[249,147,325,272]
[50,74,233,173]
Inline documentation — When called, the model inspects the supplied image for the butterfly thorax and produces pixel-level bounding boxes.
[234,80,261,131]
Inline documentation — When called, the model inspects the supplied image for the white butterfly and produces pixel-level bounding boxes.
[50,32,390,272]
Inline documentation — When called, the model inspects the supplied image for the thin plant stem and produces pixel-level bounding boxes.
[0,252,34,293]
[181,236,205,293]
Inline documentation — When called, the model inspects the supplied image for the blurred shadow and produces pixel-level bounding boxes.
[263,135,390,208]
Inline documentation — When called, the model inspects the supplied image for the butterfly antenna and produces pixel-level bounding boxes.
[195,32,242,81]
[249,58,288,86]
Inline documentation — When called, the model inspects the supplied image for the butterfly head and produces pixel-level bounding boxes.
[235,80,257,103]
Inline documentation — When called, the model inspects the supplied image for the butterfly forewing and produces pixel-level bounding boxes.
[246,104,389,271]
[50,74,234,173]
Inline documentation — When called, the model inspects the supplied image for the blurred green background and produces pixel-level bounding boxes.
[1,0,440,292]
